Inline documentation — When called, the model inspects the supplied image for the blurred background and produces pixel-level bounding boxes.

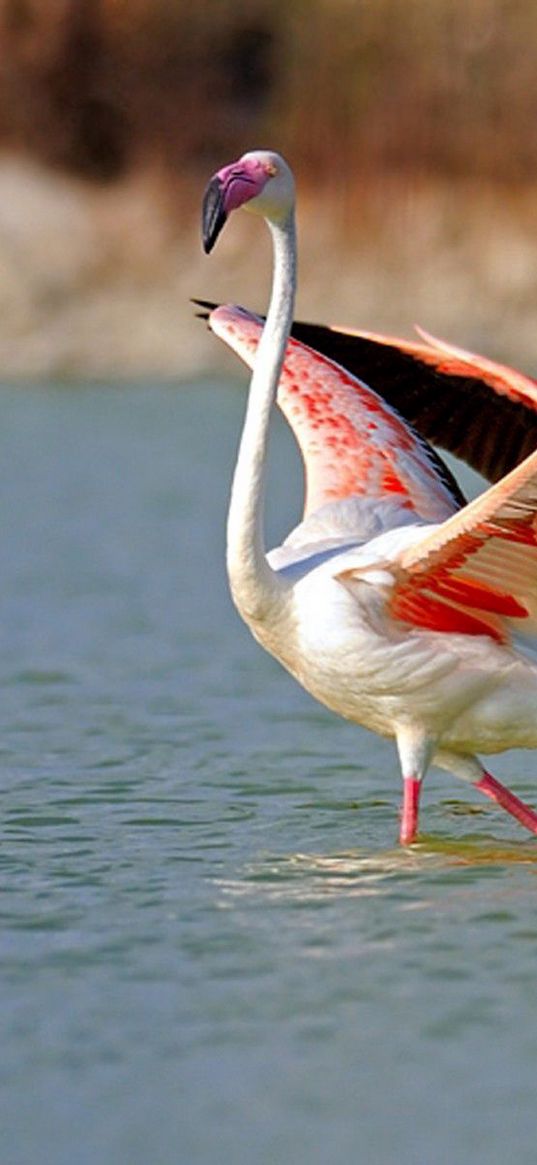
[5,13,537,1165]
[2,0,537,379]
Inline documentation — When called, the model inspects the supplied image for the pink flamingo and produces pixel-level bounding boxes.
[201,149,537,845]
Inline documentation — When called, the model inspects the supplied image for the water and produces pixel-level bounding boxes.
[0,380,536,1165]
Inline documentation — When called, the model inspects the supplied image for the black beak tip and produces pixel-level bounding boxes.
[202,176,227,254]
[191,297,217,321]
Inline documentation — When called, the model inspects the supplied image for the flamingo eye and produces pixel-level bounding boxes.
[264,162,278,177]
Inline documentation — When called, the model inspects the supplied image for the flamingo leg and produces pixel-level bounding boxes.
[400,777,422,845]
[396,729,435,845]
[475,771,537,836]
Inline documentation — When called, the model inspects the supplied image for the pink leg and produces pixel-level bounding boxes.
[475,770,537,836]
[400,777,421,845]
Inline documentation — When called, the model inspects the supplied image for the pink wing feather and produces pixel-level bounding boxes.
[209,304,459,524]
[387,448,537,644]
[287,318,537,482]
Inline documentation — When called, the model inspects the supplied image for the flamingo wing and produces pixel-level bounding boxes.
[206,303,462,524]
[379,448,537,644]
[287,321,537,483]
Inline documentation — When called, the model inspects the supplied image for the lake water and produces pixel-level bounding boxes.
[1,380,537,1165]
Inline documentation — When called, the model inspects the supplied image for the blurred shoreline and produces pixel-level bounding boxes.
[2,2,537,382]
[2,151,537,382]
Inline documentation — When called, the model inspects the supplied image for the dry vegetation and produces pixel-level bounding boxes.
[3,0,537,185]
[1,0,537,379]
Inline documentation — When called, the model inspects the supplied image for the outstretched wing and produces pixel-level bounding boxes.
[288,321,537,483]
[206,303,462,524]
[384,449,537,644]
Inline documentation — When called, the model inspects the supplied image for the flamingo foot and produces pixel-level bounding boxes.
[475,771,537,836]
[400,777,421,845]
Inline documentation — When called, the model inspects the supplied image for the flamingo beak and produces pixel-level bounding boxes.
[202,176,227,254]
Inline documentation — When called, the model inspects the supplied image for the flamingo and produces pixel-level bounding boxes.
[201,148,537,845]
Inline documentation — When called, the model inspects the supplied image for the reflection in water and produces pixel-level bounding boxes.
[417,835,537,867]
[215,836,537,911]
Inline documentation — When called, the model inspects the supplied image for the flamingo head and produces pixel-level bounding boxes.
[202,149,294,254]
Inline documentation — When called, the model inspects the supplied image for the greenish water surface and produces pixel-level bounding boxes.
[1,381,536,1165]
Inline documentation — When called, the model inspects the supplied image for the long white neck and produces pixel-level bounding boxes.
[226,209,297,624]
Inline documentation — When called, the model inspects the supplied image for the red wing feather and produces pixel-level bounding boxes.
[288,320,537,483]
[422,573,528,618]
[390,588,506,644]
[208,304,460,523]
[391,449,537,643]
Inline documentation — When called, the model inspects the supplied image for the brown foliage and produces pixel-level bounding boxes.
[1,0,537,186]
